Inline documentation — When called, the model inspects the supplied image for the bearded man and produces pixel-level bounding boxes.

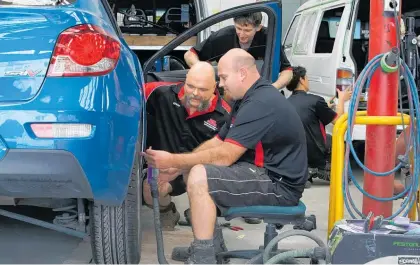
[142,62,231,231]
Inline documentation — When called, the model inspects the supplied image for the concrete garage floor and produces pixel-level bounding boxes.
[0,164,407,263]
[139,165,408,264]
[0,206,88,264]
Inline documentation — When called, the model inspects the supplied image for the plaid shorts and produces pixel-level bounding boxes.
[204,162,300,208]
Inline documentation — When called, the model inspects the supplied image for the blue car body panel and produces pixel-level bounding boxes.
[0,0,282,207]
[0,0,144,206]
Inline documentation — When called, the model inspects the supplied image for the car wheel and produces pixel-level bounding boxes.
[90,154,142,264]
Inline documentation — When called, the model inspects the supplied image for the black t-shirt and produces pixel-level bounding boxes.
[191,26,291,72]
[217,78,308,194]
[145,82,231,153]
[287,90,337,168]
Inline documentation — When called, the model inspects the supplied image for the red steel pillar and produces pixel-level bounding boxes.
[362,0,401,217]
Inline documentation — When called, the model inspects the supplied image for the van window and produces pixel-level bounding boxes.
[314,6,345,54]
[284,14,300,48]
[294,11,318,55]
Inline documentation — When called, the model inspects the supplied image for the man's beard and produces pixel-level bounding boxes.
[183,94,211,112]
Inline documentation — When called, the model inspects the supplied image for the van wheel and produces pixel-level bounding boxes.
[90,155,142,264]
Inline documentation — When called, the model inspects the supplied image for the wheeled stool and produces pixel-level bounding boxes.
[217,201,318,264]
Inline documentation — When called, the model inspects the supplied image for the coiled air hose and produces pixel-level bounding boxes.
[343,0,419,219]
[343,52,420,219]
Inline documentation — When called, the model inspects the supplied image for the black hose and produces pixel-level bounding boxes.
[262,230,331,264]
[245,252,263,264]
[265,248,326,264]
[148,167,169,264]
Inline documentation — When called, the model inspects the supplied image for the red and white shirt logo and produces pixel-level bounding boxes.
[204,119,217,131]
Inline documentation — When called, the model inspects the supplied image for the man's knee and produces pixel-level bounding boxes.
[187,164,208,193]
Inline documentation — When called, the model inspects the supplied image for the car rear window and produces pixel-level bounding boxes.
[0,0,76,6]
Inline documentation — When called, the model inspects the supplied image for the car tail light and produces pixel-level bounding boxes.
[47,24,120,77]
[336,68,354,91]
[31,123,93,138]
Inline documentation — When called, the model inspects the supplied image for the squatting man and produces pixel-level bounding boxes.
[142,62,231,231]
[143,48,308,264]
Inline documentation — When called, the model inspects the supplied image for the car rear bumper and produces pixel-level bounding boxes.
[0,108,142,206]
[0,56,143,206]
[0,149,93,199]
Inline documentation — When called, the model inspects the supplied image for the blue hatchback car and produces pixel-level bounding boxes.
[0,0,283,263]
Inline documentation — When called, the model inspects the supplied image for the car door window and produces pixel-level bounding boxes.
[107,0,198,37]
[0,0,75,5]
[142,2,281,85]
[143,13,271,85]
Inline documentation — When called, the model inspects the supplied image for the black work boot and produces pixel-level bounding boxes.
[185,239,217,264]
[158,202,180,231]
[172,224,228,263]
[305,174,314,189]
[184,208,191,225]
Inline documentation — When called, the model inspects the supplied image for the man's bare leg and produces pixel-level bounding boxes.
[143,179,180,230]
[171,169,228,263]
[187,165,216,239]
[394,181,406,195]
[183,164,217,264]
[395,126,411,164]
[394,126,411,197]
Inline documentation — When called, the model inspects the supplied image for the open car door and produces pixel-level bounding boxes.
[141,0,284,85]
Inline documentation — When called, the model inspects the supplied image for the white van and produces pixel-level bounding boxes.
[283,0,420,149]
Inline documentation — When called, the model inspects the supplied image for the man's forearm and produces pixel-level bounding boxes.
[169,137,222,175]
[193,136,223,153]
[172,145,232,170]
[272,69,293,90]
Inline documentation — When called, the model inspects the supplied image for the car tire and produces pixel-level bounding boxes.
[90,154,142,264]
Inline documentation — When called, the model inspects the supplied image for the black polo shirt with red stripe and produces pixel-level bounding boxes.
[217,78,308,192]
[287,90,337,168]
[145,82,231,154]
[190,26,291,72]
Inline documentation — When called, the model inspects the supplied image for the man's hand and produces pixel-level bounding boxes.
[184,50,200,68]
[272,69,293,90]
[327,95,336,108]
[142,147,175,169]
[331,87,353,124]
[337,87,352,102]
[158,168,181,183]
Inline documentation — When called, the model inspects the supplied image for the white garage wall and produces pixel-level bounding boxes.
[282,0,309,40]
